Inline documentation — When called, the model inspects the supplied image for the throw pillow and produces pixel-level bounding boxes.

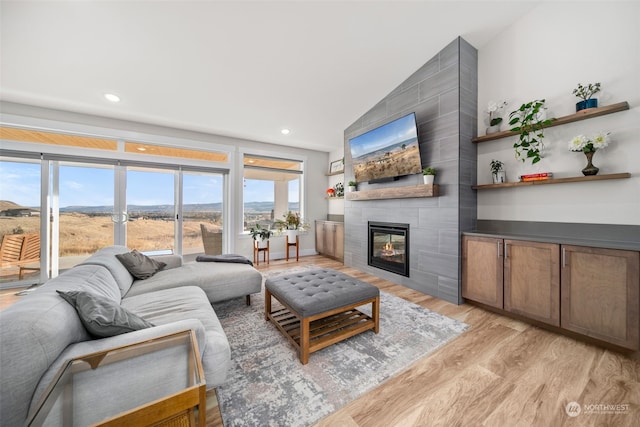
[57,290,154,338]
[115,249,166,280]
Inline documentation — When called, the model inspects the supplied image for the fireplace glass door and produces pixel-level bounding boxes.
[368,222,409,277]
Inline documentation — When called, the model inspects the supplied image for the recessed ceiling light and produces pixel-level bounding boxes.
[281,128,291,135]
[104,93,120,103]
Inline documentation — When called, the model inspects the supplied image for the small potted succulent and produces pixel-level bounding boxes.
[490,159,506,184]
[573,82,601,112]
[422,167,437,184]
[249,223,272,248]
[347,180,357,192]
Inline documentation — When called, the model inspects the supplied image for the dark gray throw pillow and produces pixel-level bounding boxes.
[57,290,154,338]
[115,249,166,280]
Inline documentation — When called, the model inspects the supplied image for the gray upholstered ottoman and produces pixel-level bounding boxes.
[264,268,380,364]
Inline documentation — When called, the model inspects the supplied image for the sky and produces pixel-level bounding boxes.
[0,161,296,208]
[349,112,418,159]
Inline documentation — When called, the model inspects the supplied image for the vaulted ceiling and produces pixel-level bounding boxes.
[0,1,537,152]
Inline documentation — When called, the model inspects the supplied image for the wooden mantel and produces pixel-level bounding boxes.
[345,184,438,201]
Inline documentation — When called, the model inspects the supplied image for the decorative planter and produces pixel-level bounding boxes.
[423,175,435,185]
[286,229,298,240]
[255,238,268,249]
[486,124,501,135]
[492,170,506,184]
[582,151,599,176]
[348,186,357,192]
[576,99,598,112]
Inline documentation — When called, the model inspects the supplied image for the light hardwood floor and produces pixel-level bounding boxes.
[3,255,639,426]
[225,256,639,427]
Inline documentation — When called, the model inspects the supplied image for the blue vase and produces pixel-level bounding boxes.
[576,98,598,112]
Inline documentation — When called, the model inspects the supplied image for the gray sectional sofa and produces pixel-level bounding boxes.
[0,245,263,426]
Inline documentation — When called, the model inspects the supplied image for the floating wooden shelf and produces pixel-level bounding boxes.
[325,196,344,200]
[325,171,344,176]
[345,184,438,200]
[472,101,630,143]
[472,172,631,190]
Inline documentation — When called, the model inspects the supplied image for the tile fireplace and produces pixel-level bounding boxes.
[368,221,409,277]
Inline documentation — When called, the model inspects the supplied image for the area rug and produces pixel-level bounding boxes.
[213,268,469,427]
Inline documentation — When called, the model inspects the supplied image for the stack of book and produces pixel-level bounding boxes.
[519,172,553,182]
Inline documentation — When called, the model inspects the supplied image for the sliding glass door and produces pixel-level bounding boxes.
[56,163,115,271]
[182,171,224,256]
[125,168,176,253]
[0,158,42,285]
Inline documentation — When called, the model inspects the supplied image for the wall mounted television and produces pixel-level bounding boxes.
[349,112,422,183]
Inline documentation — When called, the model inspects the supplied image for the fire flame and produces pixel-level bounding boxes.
[383,242,394,251]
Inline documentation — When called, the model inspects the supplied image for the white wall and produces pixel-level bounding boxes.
[477,2,640,225]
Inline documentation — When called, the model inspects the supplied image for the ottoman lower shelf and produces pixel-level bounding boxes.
[265,290,379,364]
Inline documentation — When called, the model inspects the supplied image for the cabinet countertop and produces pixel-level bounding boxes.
[463,230,640,252]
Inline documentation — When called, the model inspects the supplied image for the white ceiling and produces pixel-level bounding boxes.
[0,1,538,153]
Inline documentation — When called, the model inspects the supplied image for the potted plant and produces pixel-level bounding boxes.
[568,131,611,176]
[249,223,272,248]
[275,211,301,240]
[508,99,554,164]
[347,180,357,192]
[573,82,601,112]
[486,100,507,134]
[490,159,506,184]
[422,167,437,184]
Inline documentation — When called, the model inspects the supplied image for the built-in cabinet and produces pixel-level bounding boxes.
[462,235,640,350]
[315,220,344,261]
[561,245,640,350]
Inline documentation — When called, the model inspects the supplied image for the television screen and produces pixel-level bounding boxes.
[349,112,422,183]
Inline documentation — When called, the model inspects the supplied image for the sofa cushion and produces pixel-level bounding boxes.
[0,287,92,427]
[115,250,166,280]
[124,261,262,303]
[57,290,155,338]
[79,246,135,297]
[122,286,231,386]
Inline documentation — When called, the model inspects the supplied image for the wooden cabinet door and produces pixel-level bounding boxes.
[334,222,344,261]
[325,222,336,258]
[504,240,560,326]
[462,236,504,309]
[561,245,640,350]
[315,221,325,255]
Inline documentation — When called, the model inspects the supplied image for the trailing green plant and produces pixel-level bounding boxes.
[249,223,272,240]
[490,159,504,174]
[508,99,554,164]
[422,167,437,175]
[572,82,601,100]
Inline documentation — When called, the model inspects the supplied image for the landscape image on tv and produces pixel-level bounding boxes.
[349,113,422,183]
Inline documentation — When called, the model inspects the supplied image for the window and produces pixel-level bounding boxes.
[243,154,303,232]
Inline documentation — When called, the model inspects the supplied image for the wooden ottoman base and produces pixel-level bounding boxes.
[265,288,380,364]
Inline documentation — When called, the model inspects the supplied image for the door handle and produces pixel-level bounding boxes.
[111,212,129,223]
[562,247,567,267]
[497,241,502,258]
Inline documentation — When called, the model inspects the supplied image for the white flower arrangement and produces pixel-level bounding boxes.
[568,132,611,153]
[487,100,507,126]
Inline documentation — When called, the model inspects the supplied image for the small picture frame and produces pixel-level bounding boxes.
[329,159,344,174]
